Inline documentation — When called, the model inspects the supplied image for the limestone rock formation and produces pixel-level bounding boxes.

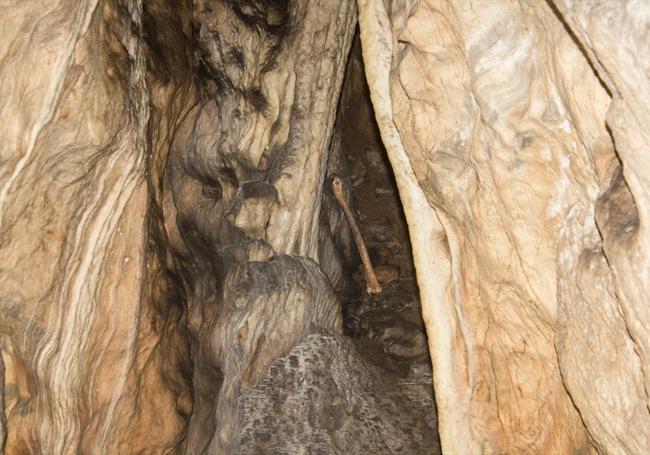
[358,0,650,453]
[2,0,650,453]
[235,333,437,454]
[1,1,190,453]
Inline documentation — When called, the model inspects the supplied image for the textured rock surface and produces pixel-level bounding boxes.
[0,1,191,453]
[164,1,361,452]
[3,0,440,452]
[3,0,650,453]
[358,0,650,453]
[235,334,437,454]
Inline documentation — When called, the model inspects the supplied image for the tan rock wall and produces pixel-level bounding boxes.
[358,0,650,453]
[2,0,650,452]
[0,1,191,452]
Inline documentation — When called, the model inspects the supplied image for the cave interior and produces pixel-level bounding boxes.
[3,0,650,454]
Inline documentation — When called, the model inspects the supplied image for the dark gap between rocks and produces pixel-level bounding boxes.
[330,31,441,452]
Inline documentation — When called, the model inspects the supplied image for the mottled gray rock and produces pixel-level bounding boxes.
[235,333,439,454]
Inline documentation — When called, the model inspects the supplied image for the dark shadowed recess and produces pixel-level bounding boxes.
[334,31,435,381]
[332,33,439,444]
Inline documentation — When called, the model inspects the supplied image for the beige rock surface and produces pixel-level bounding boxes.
[2,0,650,453]
[0,1,192,453]
[358,0,650,453]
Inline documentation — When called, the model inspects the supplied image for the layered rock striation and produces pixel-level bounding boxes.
[2,0,650,453]
[358,0,650,453]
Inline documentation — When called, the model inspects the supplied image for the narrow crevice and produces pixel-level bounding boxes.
[328,30,441,451]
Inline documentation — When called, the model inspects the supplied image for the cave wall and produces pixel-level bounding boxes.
[0,0,192,453]
[358,0,650,453]
[0,0,366,451]
[2,0,650,453]
[0,0,359,451]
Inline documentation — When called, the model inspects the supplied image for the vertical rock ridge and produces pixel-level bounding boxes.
[1,1,189,452]
[359,0,650,453]
[357,1,471,452]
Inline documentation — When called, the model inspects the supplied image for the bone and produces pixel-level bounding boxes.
[331,176,382,295]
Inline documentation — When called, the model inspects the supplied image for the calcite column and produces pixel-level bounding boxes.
[164,1,357,452]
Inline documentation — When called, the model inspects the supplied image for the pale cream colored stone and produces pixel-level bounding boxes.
[359,0,650,453]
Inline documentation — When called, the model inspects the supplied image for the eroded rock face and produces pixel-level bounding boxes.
[163,1,361,452]
[358,0,650,453]
[1,1,191,453]
[235,333,437,454]
[3,0,650,453]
